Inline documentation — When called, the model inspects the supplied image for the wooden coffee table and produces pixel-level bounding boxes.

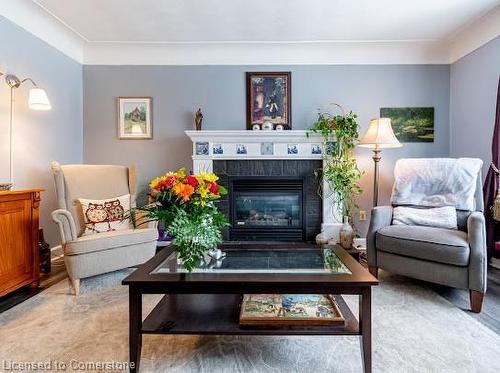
[122,243,378,372]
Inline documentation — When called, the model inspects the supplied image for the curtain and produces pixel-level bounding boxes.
[483,78,500,260]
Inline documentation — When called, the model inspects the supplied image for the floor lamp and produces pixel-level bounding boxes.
[359,118,402,206]
[0,71,51,189]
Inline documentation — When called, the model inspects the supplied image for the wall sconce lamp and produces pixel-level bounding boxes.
[0,70,51,189]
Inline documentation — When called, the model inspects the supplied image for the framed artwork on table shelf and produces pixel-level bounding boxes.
[239,294,345,326]
[246,72,291,130]
[117,97,152,139]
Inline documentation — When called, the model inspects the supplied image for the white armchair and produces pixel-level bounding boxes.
[51,161,157,295]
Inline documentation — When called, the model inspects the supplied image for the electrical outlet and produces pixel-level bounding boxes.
[359,210,367,221]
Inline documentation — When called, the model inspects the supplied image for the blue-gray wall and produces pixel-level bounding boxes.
[450,36,500,177]
[2,12,496,243]
[83,65,450,235]
[0,16,83,246]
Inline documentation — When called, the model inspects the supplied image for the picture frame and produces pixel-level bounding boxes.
[239,294,345,326]
[246,72,291,130]
[117,97,152,139]
[380,107,434,143]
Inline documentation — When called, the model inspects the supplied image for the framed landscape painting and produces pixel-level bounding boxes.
[118,97,152,139]
[380,107,434,143]
[246,72,291,130]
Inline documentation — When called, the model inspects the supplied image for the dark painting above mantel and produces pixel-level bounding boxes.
[246,72,291,130]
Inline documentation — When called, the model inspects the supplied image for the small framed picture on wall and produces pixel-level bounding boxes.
[117,97,152,139]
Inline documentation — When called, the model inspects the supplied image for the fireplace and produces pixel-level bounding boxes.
[229,177,305,241]
[213,160,322,242]
[186,131,343,242]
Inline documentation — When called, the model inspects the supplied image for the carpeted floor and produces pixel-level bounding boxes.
[1,270,500,373]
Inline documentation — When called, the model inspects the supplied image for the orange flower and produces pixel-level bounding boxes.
[150,174,178,191]
[172,182,195,202]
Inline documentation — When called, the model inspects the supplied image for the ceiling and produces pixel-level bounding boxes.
[1,0,499,64]
[34,0,499,43]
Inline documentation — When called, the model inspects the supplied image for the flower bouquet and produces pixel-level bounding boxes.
[146,168,228,271]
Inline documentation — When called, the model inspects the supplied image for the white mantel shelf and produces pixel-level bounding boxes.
[184,130,342,242]
[185,130,321,142]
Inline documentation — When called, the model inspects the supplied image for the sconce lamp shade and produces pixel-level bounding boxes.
[359,118,402,149]
[28,88,51,110]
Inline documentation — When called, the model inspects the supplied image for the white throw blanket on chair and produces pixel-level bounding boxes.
[390,158,483,211]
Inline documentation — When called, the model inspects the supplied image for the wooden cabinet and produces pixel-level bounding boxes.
[0,189,42,297]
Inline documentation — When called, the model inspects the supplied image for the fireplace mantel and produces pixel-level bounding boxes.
[185,130,324,160]
[185,130,342,241]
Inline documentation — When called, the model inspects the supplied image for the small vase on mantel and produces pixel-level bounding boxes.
[339,216,354,249]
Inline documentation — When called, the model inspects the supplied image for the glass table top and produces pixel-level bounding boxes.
[151,248,351,275]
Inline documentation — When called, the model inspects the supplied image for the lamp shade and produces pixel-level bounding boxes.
[359,118,402,149]
[28,88,51,110]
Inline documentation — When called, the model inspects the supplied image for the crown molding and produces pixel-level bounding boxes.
[0,0,84,62]
[1,1,499,66]
[449,5,500,63]
[83,40,449,65]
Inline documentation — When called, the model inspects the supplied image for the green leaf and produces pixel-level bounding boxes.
[307,106,364,218]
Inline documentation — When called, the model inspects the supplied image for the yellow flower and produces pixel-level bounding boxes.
[150,176,164,190]
[199,171,218,183]
[198,183,210,198]
[175,168,186,179]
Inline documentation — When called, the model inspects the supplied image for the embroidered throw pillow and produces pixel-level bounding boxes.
[79,194,132,235]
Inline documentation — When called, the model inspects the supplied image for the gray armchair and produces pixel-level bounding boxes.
[51,161,157,295]
[367,169,487,313]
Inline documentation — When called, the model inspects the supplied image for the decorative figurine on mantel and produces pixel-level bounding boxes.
[194,108,203,131]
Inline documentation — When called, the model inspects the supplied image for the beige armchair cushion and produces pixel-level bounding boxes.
[65,228,157,256]
[52,162,136,236]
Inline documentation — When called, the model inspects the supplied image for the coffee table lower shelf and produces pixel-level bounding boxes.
[142,293,359,336]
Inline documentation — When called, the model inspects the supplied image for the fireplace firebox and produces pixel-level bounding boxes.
[229,177,306,241]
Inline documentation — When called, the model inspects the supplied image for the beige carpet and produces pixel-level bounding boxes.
[1,270,500,373]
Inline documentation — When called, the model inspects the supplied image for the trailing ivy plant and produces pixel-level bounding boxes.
[308,104,363,218]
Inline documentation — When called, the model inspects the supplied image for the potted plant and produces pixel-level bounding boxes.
[141,168,228,271]
[308,103,363,248]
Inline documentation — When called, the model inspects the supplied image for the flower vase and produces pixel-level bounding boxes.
[339,216,354,249]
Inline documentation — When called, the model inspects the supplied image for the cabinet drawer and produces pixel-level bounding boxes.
[0,197,34,295]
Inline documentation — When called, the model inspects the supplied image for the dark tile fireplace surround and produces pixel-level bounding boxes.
[214,160,322,242]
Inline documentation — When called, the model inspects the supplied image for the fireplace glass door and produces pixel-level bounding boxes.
[234,192,301,228]
[230,178,305,241]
